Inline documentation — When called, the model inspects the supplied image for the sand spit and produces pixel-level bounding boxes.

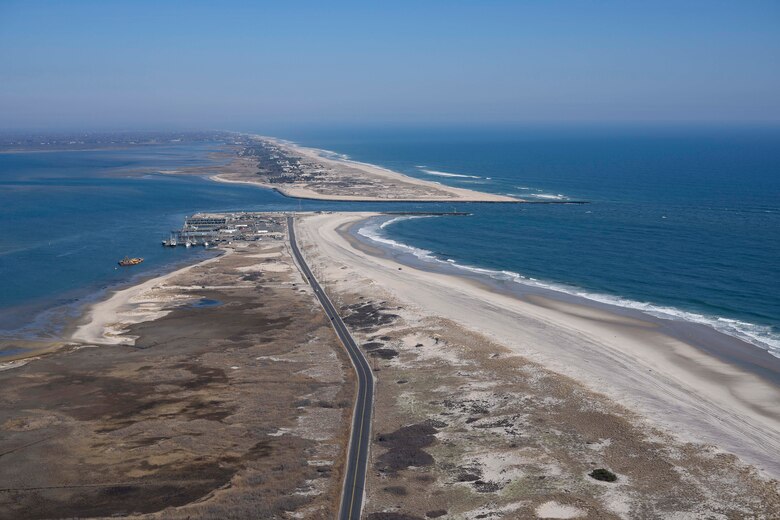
[208,135,519,202]
[71,251,230,346]
[0,234,353,519]
[296,212,780,519]
[4,209,779,518]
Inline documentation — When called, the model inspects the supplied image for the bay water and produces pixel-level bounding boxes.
[2,127,778,359]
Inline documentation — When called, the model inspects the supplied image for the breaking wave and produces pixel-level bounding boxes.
[315,149,351,161]
[357,216,780,358]
[528,193,568,200]
[357,216,438,262]
[513,186,569,200]
[419,168,481,179]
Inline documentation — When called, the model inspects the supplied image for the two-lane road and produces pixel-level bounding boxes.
[287,216,374,520]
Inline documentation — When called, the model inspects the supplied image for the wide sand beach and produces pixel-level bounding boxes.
[208,135,521,202]
[297,213,780,475]
[2,210,779,518]
[283,211,780,517]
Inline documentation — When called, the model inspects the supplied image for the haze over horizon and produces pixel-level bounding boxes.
[3,3,780,518]
[1,0,779,131]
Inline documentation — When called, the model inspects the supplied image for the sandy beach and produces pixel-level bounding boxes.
[0,231,353,519]
[297,213,780,475]
[292,211,780,517]
[71,250,229,346]
[3,210,779,518]
[208,135,520,202]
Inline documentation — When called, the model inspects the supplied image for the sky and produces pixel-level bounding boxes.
[1,1,779,131]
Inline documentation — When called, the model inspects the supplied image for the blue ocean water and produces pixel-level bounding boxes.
[284,126,780,356]
[0,143,365,339]
[2,127,779,360]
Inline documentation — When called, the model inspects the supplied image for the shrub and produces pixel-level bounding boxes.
[589,468,618,482]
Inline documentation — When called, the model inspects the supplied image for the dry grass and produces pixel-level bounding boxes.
[0,237,353,519]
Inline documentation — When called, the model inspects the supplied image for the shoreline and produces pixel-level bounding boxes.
[71,249,230,346]
[298,211,780,478]
[212,173,583,203]
[0,251,226,368]
[209,173,521,203]
[3,209,778,515]
[274,136,520,202]
[0,228,353,518]
[208,134,523,202]
[351,215,780,383]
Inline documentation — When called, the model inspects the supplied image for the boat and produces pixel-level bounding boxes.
[118,256,144,266]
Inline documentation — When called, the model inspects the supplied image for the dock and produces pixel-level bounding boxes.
[163,212,286,247]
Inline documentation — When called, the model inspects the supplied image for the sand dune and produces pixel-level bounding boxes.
[297,212,780,478]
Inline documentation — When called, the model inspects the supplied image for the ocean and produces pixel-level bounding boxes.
[0,144,306,340]
[285,126,780,357]
[0,141,442,344]
[1,127,779,359]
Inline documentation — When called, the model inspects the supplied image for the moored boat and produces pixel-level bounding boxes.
[118,256,144,266]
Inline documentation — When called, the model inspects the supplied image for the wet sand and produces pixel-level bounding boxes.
[295,211,780,518]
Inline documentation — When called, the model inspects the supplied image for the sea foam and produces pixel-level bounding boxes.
[419,168,481,179]
[357,216,438,262]
[358,216,780,359]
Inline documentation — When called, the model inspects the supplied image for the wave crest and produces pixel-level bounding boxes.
[419,168,481,179]
[358,217,780,358]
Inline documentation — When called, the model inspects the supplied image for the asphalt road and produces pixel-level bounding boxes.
[287,216,374,520]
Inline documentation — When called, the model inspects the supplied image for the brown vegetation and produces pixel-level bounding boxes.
[0,238,353,519]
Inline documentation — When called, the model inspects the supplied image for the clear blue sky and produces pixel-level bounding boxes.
[1,1,778,131]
